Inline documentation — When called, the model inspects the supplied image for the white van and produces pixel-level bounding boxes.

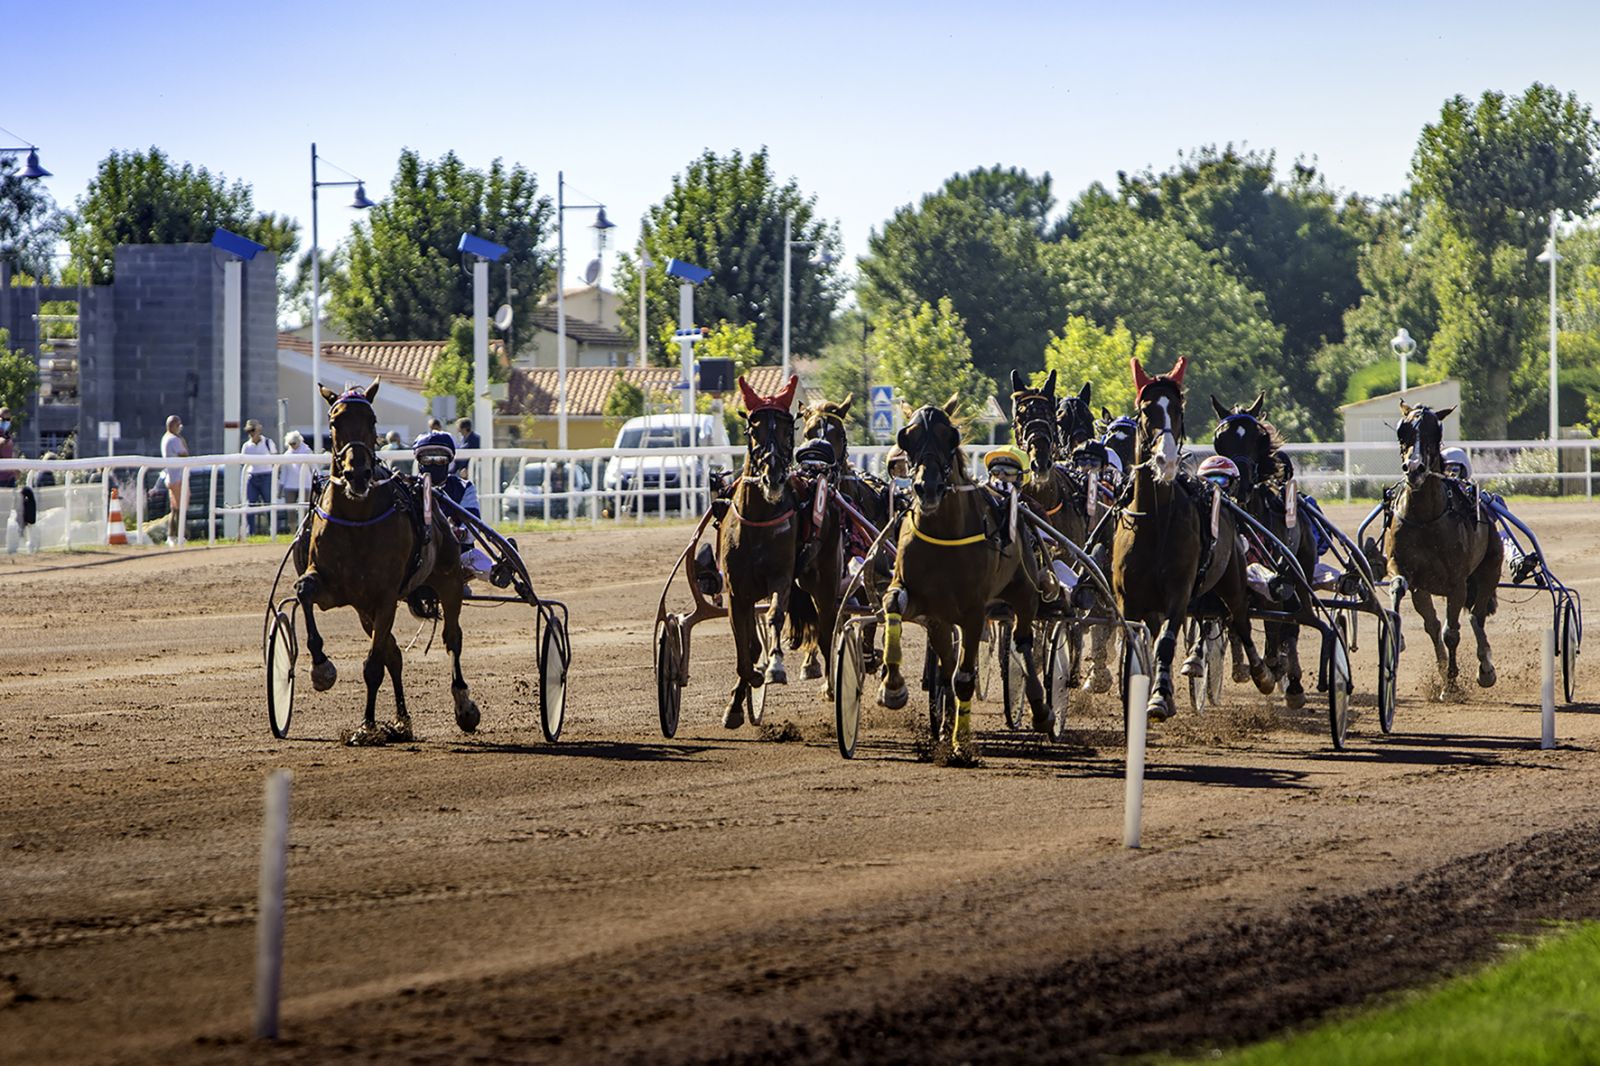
[602,412,731,514]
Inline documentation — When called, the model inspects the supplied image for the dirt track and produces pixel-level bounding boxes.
[5,504,1600,1064]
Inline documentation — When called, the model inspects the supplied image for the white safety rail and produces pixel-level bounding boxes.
[6,437,1600,553]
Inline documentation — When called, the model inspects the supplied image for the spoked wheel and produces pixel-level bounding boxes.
[1561,600,1580,704]
[928,680,955,747]
[833,623,865,759]
[1328,615,1353,750]
[997,620,1023,731]
[265,608,297,739]
[750,621,774,726]
[1376,612,1399,734]
[538,611,569,743]
[655,617,684,739]
[1044,622,1073,743]
[1185,618,1225,715]
[1121,628,1152,735]
[977,617,997,702]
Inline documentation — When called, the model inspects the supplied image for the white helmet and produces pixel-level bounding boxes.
[1440,446,1471,480]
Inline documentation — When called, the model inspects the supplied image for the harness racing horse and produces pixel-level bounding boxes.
[1011,370,1090,548]
[295,382,477,744]
[719,375,802,728]
[1210,392,1320,707]
[1112,359,1274,720]
[1384,402,1501,700]
[1056,380,1097,454]
[880,396,1046,761]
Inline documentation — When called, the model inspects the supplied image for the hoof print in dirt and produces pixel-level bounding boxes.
[934,742,983,769]
[758,720,804,743]
[342,724,394,747]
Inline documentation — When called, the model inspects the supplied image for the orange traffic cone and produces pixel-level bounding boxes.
[107,486,128,545]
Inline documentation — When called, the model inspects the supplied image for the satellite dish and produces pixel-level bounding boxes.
[493,304,513,331]
[582,259,601,285]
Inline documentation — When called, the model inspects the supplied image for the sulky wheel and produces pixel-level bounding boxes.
[265,609,297,739]
[1186,619,1225,715]
[1044,621,1073,743]
[977,617,997,702]
[833,624,865,759]
[656,617,684,739]
[998,620,1024,731]
[1562,600,1580,705]
[1328,616,1353,750]
[539,612,569,743]
[1376,612,1399,734]
[750,620,774,726]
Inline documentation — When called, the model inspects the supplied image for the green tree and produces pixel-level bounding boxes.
[815,309,877,443]
[0,328,39,426]
[1047,212,1291,432]
[1038,316,1153,418]
[616,147,841,367]
[65,148,297,284]
[422,317,476,419]
[0,155,62,279]
[859,166,1061,386]
[1411,83,1600,437]
[869,297,991,414]
[333,149,553,341]
[602,372,644,426]
[697,320,763,380]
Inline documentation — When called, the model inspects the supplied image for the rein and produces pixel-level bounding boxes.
[727,476,795,528]
[313,498,399,527]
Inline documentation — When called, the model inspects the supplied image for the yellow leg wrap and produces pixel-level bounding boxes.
[953,698,973,749]
[884,613,903,667]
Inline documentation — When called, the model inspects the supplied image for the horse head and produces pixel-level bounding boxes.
[321,380,382,501]
[1397,400,1454,489]
[1010,368,1059,476]
[1209,391,1279,491]
[897,394,965,514]
[738,375,798,502]
[1100,409,1139,475]
[1056,381,1096,453]
[801,395,852,473]
[1131,357,1187,483]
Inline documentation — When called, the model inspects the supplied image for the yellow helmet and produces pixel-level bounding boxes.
[985,445,1028,472]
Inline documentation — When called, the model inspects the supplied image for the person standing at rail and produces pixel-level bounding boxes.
[279,431,311,531]
[160,414,188,546]
[241,419,277,536]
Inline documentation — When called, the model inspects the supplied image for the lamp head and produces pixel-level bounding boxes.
[1390,328,1416,357]
[458,232,509,262]
[19,148,49,180]
[592,207,616,231]
[211,227,267,261]
[351,182,375,210]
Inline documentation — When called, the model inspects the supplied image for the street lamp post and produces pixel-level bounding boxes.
[1537,216,1562,442]
[555,172,614,450]
[309,144,374,452]
[780,211,833,382]
[0,130,50,286]
[1391,328,1416,394]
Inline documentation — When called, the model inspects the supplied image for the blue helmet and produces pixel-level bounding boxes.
[413,431,456,470]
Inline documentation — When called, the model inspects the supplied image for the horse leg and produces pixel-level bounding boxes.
[1147,613,1180,722]
[1281,621,1307,710]
[1083,621,1115,694]
[295,571,338,692]
[341,609,391,746]
[724,594,758,728]
[1470,600,1497,688]
[1218,562,1275,695]
[439,582,478,733]
[1442,590,1467,699]
[1410,589,1451,701]
[1230,633,1251,683]
[877,585,910,710]
[764,585,790,686]
[948,617,983,762]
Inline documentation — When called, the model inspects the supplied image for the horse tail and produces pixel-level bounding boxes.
[788,586,820,654]
[1468,532,1503,617]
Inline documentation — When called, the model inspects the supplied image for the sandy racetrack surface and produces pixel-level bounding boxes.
[5,504,1600,1063]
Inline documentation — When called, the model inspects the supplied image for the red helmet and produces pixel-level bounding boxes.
[1198,455,1240,481]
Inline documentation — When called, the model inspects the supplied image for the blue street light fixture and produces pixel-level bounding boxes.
[309,143,375,451]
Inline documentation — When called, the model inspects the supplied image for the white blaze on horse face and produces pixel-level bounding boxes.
[1153,395,1179,482]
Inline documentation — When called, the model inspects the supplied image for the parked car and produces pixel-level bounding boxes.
[601,413,730,515]
[500,460,591,521]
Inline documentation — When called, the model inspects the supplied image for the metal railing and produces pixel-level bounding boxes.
[4,438,1599,553]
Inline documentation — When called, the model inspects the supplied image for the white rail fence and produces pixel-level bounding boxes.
[3,439,1599,553]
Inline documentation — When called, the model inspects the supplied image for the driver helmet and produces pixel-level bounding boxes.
[1441,446,1471,481]
[412,430,457,480]
[985,444,1028,483]
[885,446,910,479]
[1198,454,1241,486]
[795,438,836,471]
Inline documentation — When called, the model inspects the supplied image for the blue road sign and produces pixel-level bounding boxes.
[870,384,894,407]
[869,383,895,442]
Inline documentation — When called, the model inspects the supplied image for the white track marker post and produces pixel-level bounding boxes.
[1124,635,1151,849]
[1542,627,1557,750]
[254,770,292,1040]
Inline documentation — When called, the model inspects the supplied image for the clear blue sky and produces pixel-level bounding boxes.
[10,0,1600,291]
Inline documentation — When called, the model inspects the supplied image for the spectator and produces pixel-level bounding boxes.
[0,406,14,489]
[382,430,404,450]
[281,431,312,514]
[428,417,443,432]
[454,417,480,476]
[242,418,277,536]
[160,414,189,546]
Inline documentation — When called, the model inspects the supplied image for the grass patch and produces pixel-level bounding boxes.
[1197,922,1600,1064]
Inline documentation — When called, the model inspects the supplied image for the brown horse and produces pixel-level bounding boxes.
[1010,369,1090,549]
[880,396,1045,760]
[1112,359,1272,720]
[295,382,477,744]
[1209,392,1320,707]
[1384,402,1501,700]
[719,375,801,728]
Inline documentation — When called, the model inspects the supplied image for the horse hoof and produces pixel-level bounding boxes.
[878,681,908,710]
[454,700,480,734]
[802,659,823,681]
[311,660,338,692]
[386,718,416,742]
[722,701,746,729]
[1232,664,1253,684]
[1085,666,1113,694]
[1285,687,1306,711]
[1146,697,1174,723]
[1180,657,1203,678]
[1251,666,1276,695]
[1478,664,1498,688]
[765,662,788,686]
[342,723,389,747]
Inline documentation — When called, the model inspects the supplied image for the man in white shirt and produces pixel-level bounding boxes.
[242,419,277,535]
[160,415,188,546]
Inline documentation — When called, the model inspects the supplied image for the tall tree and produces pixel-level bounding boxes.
[0,155,62,279]
[859,166,1061,387]
[333,149,553,341]
[615,147,842,367]
[66,148,296,284]
[1038,316,1152,419]
[0,328,40,427]
[1411,83,1600,437]
[869,297,992,413]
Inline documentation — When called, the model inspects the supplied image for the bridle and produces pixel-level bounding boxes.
[324,393,396,498]
[1212,411,1264,491]
[804,407,849,476]
[744,407,794,495]
[1013,393,1059,474]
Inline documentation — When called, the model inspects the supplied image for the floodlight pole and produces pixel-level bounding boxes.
[556,172,611,449]
[473,257,491,448]
[1540,216,1561,442]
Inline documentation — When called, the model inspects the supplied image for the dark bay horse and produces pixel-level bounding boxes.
[718,375,801,728]
[1210,392,1320,707]
[1112,359,1273,720]
[1011,370,1090,548]
[296,382,476,744]
[1384,402,1501,700]
[1056,380,1097,454]
[881,396,1045,761]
